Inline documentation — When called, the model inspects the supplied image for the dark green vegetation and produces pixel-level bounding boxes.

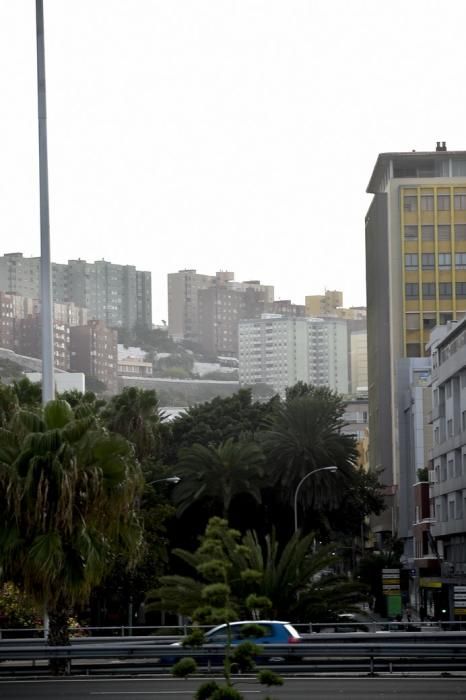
[0,378,384,679]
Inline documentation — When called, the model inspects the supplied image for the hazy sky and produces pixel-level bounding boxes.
[1,1,465,322]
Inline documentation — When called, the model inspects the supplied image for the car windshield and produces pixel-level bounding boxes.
[206,622,276,642]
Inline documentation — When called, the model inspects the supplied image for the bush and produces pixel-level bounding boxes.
[258,669,283,687]
[195,681,220,699]
[171,657,197,678]
[210,687,243,700]
[231,641,260,672]
[182,629,205,648]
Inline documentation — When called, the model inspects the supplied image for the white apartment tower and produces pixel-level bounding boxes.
[238,315,349,395]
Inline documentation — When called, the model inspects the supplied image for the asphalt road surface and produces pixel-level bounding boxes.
[1,677,466,699]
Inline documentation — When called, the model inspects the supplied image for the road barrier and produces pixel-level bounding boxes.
[1,638,466,676]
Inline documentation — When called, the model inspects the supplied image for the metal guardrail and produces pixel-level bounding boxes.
[2,630,466,648]
[2,640,466,665]
[3,620,466,640]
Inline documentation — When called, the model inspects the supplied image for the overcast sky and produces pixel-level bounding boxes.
[1,1,465,322]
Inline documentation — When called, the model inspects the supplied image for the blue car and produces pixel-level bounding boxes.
[203,620,301,646]
[163,620,302,665]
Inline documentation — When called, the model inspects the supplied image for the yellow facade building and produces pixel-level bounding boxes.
[366,144,466,501]
[305,290,343,317]
[401,184,466,355]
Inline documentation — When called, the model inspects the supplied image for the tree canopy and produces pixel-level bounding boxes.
[0,399,143,651]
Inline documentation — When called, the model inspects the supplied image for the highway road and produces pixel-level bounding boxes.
[1,677,466,699]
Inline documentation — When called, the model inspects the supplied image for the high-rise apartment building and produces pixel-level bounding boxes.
[167,269,274,348]
[0,292,15,350]
[198,285,268,357]
[70,320,118,392]
[16,315,70,371]
[265,300,306,316]
[305,290,343,317]
[366,144,466,495]
[0,254,151,330]
[305,290,366,321]
[238,315,349,395]
[167,269,219,342]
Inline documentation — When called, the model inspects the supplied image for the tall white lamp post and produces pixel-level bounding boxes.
[36,0,54,404]
[293,466,338,533]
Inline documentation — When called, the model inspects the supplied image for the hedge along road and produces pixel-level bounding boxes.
[1,677,466,699]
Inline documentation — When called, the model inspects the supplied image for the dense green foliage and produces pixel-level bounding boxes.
[172,439,265,517]
[0,396,144,657]
[0,378,385,640]
[147,518,368,623]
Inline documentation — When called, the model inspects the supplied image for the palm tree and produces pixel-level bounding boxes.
[147,519,367,622]
[0,383,19,428]
[0,399,143,669]
[11,377,42,409]
[261,394,358,512]
[171,438,265,517]
[103,387,165,463]
[237,530,366,621]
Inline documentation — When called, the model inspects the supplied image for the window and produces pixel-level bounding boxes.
[422,253,435,269]
[448,418,453,436]
[456,253,466,268]
[449,501,455,519]
[441,460,447,480]
[404,225,418,239]
[439,282,452,298]
[423,314,436,330]
[422,282,436,298]
[453,161,466,176]
[406,313,420,330]
[421,195,434,211]
[455,194,466,210]
[405,283,419,298]
[438,225,450,241]
[406,343,421,357]
[456,492,463,519]
[404,196,417,212]
[456,282,466,298]
[446,381,452,398]
[405,254,418,269]
[448,459,454,478]
[456,224,466,242]
[462,411,466,431]
[437,194,450,211]
[422,225,434,241]
[438,253,451,268]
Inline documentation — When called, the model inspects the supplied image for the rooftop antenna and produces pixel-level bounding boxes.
[36,0,54,403]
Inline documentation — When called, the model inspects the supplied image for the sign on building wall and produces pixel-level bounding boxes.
[382,568,402,617]
[454,586,466,617]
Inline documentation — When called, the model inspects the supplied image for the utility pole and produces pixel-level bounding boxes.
[36,0,55,403]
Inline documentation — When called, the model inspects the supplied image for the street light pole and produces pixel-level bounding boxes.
[293,466,338,533]
[36,0,54,404]
[146,477,181,486]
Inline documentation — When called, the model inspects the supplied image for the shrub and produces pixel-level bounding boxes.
[210,687,243,699]
[171,657,197,678]
[258,669,284,687]
[231,641,260,672]
[195,680,221,699]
